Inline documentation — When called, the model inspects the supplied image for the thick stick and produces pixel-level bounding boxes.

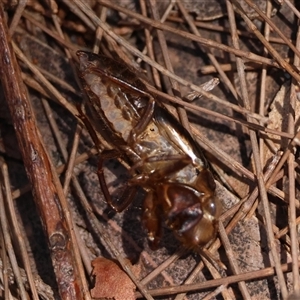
[0,5,85,299]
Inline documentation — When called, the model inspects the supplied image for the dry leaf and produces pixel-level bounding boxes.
[91,257,139,300]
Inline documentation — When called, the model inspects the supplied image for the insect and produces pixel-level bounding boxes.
[76,50,221,250]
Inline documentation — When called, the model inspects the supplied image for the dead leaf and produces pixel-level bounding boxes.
[91,257,140,300]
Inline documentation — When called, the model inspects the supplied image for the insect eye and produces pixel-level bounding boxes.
[203,198,221,220]
[206,201,216,215]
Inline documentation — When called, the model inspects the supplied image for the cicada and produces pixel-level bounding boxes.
[77,51,221,250]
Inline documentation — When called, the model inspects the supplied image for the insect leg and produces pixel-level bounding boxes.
[142,190,162,250]
[78,105,138,211]
[128,95,155,143]
[97,149,138,212]
[76,104,103,151]
[129,154,192,184]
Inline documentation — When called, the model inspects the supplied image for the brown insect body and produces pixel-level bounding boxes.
[77,51,221,250]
